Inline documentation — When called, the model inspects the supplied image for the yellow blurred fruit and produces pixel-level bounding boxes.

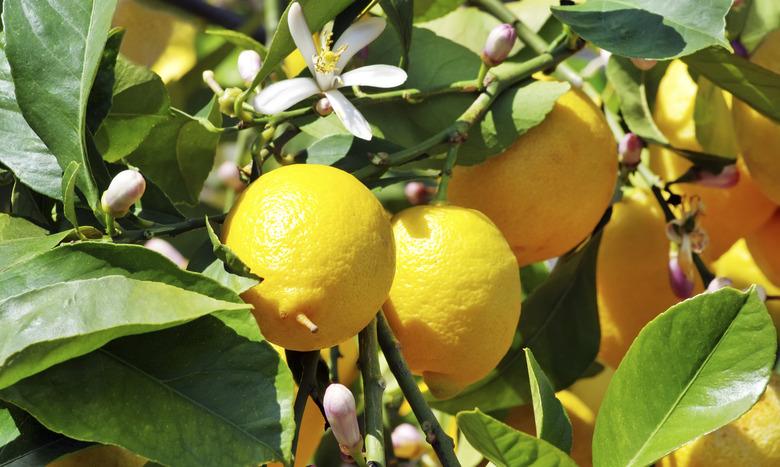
[505,391,595,467]
[113,0,173,67]
[284,49,309,78]
[713,238,780,337]
[48,445,146,467]
[650,60,774,261]
[596,189,703,368]
[659,374,780,467]
[150,19,197,83]
[733,29,780,205]
[568,364,615,414]
[320,337,360,387]
[383,205,521,398]
[223,164,395,351]
[448,87,617,266]
[747,210,780,288]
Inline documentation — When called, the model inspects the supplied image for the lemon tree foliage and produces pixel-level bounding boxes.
[0,0,778,465]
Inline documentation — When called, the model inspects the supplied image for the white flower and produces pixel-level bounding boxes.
[252,2,407,140]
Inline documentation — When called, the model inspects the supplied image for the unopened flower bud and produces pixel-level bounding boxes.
[706,276,733,293]
[630,58,658,71]
[144,238,188,268]
[392,423,425,459]
[694,164,740,188]
[668,251,695,299]
[237,50,262,83]
[219,87,244,118]
[217,161,246,192]
[101,170,146,218]
[323,384,362,455]
[731,40,749,58]
[481,24,517,66]
[404,181,433,205]
[315,97,333,116]
[754,284,767,302]
[619,132,642,167]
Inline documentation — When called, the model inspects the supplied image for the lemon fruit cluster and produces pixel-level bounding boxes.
[223,164,396,351]
[650,60,774,261]
[448,87,617,266]
[383,205,522,399]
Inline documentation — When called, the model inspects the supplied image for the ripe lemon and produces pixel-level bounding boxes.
[505,391,595,467]
[713,239,780,338]
[597,189,703,368]
[383,205,521,399]
[568,364,614,414]
[113,0,173,67]
[747,211,780,288]
[650,60,775,261]
[448,86,617,266]
[659,375,780,466]
[223,164,396,351]
[48,445,146,467]
[733,29,780,204]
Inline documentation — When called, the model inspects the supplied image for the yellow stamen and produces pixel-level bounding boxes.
[314,30,347,74]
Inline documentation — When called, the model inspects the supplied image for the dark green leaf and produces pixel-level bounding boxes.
[0,36,61,199]
[0,408,17,448]
[593,287,777,467]
[2,0,118,212]
[525,349,572,453]
[457,409,577,467]
[205,27,267,56]
[1,314,295,466]
[127,98,221,207]
[741,0,780,51]
[307,134,355,165]
[683,46,780,122]
[86,28,123,133]
[693,76,739,157]
[0,230,71,272]
[432,233,602,414]
[61,162,80,230]
[414,0,465,22]
[605,56,669,144]
[552,0,732,60]
[380,0,413,67]
[0,404,88,465]
[520,262,550,299]
[0,213,45,241]
[205,218,263,281]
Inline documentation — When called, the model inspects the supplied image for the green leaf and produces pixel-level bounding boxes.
[0,404,87,464]
[0,407,18,448]
[205,27,267,56]
[205,218,263,282]
[414,0,465,22]
[127,98,221,207]
[456,409,577,467]
[683,46,780,122]
[0,36,61,199]
[61,161,80,230]
[605,56,669,144]
[592,287,777,467]
[432,232,602,414]
[1,314,295,466]
[693,76,740,157]
[203,259,260,295]
[0,230,71,272]
[95,57,170,163]
[0,213,45,241]
[741,0,780,51]
[249,0,354,92]
[524,349,572,453]
[380,0,413,67]
[86,28,123,133]
[2,0,118,212]
[551,0,732,60]
[306,134,355,165]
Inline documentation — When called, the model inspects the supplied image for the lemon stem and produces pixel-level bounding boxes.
[295,314,319,333]
[434,143,462,204]
[476,62,490,90]
[376,312,461,467]
[359,317,385,466]
[329,345,341,383]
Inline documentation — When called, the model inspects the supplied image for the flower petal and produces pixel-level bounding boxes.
[340,65,407,88]
[334,17,386,72]
[287,2,318,77]
[324,90,372,140]
[253,78,320,114]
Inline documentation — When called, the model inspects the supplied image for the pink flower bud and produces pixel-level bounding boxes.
[404,181,432,205]
[619,133,642,167]
[323,384,362,455]
[731,39,749,58]
[481,24,517,66]
[217,162,246,192]
[706,277,733,293]
[315,97,333,116]
[630,58,658,71]
[101,170,146,218]
[237,50,262,83]
[668,252,695,299]
[392,423,425,459]
[754,284,767,302]
[694,164,740,189]
[144,238,188,268]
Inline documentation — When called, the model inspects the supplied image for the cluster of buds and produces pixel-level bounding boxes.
[323,384,363,459]
[665,196,709,299]
[481,24,517,67]
[618,132,643,169]
[101,169,146,218]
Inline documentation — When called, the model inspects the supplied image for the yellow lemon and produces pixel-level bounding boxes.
[48,445,146,467]
[713,238,780,338]
[113,0,173,67]
[747,210,780,288]
[268,396,324,467]
[448,86,617,266]
[505,391,595,467]
[320,337,360,387]
[659,375,780,466]
[596,189,703,368]
[650,60,775,261]
[568,364,615,414]
[733,29,780,205]
[383,205,521,399]
[223,164,395,351]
